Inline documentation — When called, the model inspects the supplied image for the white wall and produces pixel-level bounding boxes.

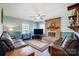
[61,16,73,32]
[0,8,3,36]
[37,22,45,33]
[0,24,3,36]
[3,16,37,32]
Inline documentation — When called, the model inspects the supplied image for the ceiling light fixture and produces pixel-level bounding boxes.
[30,7,46,20]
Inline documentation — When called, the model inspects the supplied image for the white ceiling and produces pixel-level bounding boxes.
[0,3,73,22]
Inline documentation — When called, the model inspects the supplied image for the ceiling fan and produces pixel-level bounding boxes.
[30,8,46,20]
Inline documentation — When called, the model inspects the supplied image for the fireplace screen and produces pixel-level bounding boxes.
[48,32,55,37]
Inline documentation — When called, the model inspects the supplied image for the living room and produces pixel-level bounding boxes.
[0,3,79,56]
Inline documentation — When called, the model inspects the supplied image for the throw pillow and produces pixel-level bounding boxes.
[1,32,15,50]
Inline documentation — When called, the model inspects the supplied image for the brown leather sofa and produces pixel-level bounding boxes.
[0,31,35,56]
[48,35,77,56]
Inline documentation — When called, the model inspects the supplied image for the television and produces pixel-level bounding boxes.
[34,29,43,35]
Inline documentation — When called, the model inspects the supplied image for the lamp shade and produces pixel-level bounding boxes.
[8,27,15,32]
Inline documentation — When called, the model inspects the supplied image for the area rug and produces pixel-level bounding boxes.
[26,40,49,52]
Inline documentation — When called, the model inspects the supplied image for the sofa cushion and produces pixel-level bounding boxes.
[61,35,74,49]
[54,37,63,47]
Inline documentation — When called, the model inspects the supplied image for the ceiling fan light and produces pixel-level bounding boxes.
[36,16,40,19]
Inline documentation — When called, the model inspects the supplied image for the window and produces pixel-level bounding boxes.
[22,23,29,34]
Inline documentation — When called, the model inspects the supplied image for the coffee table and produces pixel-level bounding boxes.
[5,46,35,56]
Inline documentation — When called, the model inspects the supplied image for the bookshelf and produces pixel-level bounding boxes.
[67,3,79,32]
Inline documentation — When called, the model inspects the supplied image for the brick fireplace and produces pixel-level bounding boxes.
[45,17,61,39]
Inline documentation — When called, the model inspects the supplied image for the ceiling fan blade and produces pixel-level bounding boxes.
[41,15,46,17]
[30,16,38,19]
[40,18,43,19]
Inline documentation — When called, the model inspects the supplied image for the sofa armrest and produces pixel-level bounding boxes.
[48,45,67,56]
